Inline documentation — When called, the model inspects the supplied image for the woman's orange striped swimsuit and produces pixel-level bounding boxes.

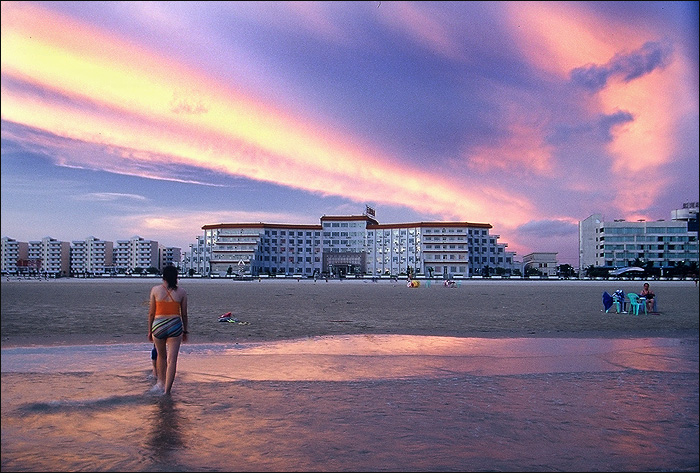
[154,289,181,316]
[152,289,183,339]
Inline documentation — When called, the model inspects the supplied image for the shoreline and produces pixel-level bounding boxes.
[3,328,700,350]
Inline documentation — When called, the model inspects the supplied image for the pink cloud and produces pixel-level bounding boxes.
[1,1,535,230]
[466,122,554,175]
[501,1,694,218]
[378,2,467,62]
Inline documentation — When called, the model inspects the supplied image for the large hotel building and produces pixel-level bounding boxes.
[192,209,516,278]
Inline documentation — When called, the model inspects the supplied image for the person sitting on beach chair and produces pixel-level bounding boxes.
[639,283,656,313]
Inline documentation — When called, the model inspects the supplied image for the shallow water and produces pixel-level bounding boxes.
[2,335,698,472]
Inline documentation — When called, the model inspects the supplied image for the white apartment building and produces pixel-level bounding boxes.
[160,246,182,271]
[112,236,159,273]
[522,252,559,277]
[3,235,182,276]
[70,236,114,276]
[200,211,515,278]
[184,235,209,276]
[27,237,71,277]
[579,202,699,272]
[1,236,28,275]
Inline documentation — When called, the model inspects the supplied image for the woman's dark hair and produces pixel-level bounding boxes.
[162,265,178,290]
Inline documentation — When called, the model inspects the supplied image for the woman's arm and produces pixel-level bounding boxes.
[180,291,188,338]
[147,287,156,340]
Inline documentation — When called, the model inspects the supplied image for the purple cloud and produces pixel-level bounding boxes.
[570,40,673,92]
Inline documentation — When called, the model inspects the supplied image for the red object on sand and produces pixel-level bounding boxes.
[219,312,232,318]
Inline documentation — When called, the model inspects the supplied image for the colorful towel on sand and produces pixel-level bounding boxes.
[218,312,250,325]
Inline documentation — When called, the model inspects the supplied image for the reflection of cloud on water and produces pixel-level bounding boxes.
[181,335,699,382]
[3,336,697,385]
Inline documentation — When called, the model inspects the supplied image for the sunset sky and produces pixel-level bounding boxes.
[2,1,698,266]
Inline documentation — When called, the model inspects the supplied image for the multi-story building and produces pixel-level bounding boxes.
[70,236,114,276]
[1,236,29,276]
[671,201,700,229]
[3,235,184,276]
[159,246,182,271]
[522,252,558,277]
[365,221,491,278]
[200,210,515,277]
[112,236,159,273]
[202,223,323,277]
[322,215,371,277]
[27,237,71,277]
[184,235,209,276]
[579,202,699,272]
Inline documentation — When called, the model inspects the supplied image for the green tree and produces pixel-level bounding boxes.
[584,265,609,279]
[557,264,574,279]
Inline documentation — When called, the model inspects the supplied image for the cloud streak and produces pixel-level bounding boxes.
[0,2,531,224]
[1,1,697,265]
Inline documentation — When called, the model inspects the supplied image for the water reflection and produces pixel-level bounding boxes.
[4,336,697,380]
[146,396,184,465]
[1,336,697,472]
[181,335,699,382]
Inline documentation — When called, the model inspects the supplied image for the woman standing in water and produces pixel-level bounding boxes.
[148,265,188,395]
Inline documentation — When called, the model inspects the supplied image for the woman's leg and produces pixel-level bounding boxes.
[163,336,183,394]
[153,337,168,390]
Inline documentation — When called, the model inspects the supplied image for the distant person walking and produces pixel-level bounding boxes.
[148,265,188,395]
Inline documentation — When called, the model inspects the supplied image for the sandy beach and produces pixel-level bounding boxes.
[1,278,698,348]
[2,278,698,472]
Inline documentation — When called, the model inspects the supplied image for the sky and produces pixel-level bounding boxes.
[1,1,698,267]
